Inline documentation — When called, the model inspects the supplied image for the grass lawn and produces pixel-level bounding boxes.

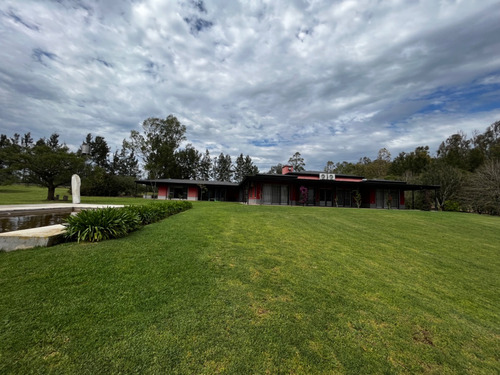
[0,191,499,373]
[0,184,144,205]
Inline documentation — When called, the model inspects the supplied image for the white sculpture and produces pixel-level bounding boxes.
[71,174,81,204]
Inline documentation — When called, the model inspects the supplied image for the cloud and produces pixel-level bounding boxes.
[0,0,499,172]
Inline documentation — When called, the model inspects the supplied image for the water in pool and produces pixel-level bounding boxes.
[0,211,72,233]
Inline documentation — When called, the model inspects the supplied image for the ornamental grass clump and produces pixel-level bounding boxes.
[64,201,192,243]
[64,207,141,243]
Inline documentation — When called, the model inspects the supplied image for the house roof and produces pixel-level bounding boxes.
[137,171,439,191]
[240,171,439,191]
[136,178,239,187]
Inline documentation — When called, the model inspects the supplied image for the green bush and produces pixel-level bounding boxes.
[64,207,141,243]
[124,201,192,225]
[64,201,192,243]
[444,200,461,212]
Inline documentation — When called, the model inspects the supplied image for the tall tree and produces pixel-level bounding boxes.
[288,152,305,172]
[84,134,110,170]
[324,161,335,173]
[367,148,391,178]
[390,146,431,179]
[268,163,283,174]
[0,134,20,185]
[473,120,500,162]
[234,153,259,182]
[437,132,473,171]
[20,133,85,200]
[127,115,186,179]
[332,161,357,175]
[110,141,140,177]
[21,132,33,149]
[461,159,500,214]
[421,159,465,211]
[176,144,201,180]
[198,149,212,180]
[213,153,233,181]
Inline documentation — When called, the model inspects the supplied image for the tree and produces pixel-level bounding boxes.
[461,159,500,214]
[332,161,356,175]
[268,163,283,174]
[198,149,212,180]
[127,115,186,179]
[176,144,201,180]
[352,156,372,177]
[389,146,431,178]
[20,133,85,200]
[437,131,473,171]
[473,120,500,162]
[288,152,305,172]
[21,132,34,149]
[234,154,259,182]
[368,148,391,178]
[324,161,335,173]
[421,159,465,211]
[110,141,140,177]
[84,133,110,170]
[234,154,246,183]
[0,134,20,185]
[213,153,233,181]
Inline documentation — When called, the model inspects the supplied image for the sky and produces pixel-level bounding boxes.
[1,0,500,172]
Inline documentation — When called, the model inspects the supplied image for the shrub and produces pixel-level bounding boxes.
[64,201,192,243]
[64,207,141,243]
[124,201,192,225]
[444,200,461,212]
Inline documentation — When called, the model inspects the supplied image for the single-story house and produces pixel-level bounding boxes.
[136,178,239,201]
[136,165,439,209]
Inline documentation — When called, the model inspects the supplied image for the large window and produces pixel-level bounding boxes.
[262,184,288,204]
[171,186,187,199]
[320,189,333,207]
[376,189,399,208]
[336,189,352,207]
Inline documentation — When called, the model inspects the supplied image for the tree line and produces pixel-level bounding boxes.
[126,115,259,182]
[268,121,500,215]
[1,115,498,214]
[0,115,259,199]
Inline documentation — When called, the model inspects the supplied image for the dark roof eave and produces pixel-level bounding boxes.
[135,177,440,191]
[135,179,239,187]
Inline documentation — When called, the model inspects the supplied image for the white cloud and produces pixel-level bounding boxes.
[0,0,499,171]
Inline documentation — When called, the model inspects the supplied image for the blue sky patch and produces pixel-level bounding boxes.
[32,48,57,63]
[184,17,213,34]
[8,10,39,31]
[251,139,278,147]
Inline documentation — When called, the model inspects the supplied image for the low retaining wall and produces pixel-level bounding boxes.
[0,224,66,252]
[0,204,124,252]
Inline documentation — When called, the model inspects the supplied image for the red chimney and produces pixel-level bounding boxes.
[282,165,293,174]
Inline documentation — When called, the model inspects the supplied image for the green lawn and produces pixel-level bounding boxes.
[0,184,144,205]
[0,192,499,373]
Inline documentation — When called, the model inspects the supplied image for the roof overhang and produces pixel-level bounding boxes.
[135,179,239,187]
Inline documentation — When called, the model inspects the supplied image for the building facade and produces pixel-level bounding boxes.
[136,166,438,209]
[137,178,239,201]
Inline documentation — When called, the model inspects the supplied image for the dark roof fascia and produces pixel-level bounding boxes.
[136,177,439,191]
[241,175,439,190]
[362,180,439,190]
[287,171,366,179]
[287,171,365,179]
[135,179,239,187]
[240,173,298,185]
